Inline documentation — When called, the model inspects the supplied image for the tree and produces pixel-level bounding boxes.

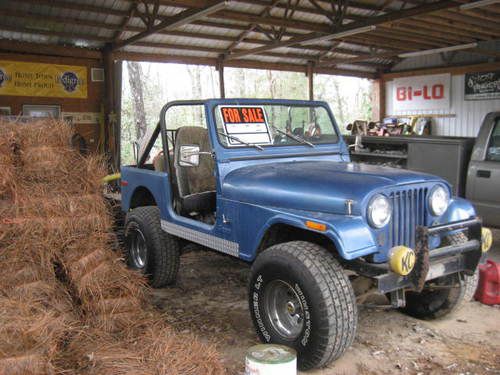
[126,61,147,140]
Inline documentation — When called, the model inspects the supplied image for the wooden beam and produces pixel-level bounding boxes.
[112,51,377,78]
[111,0,227,51]
[0,24,108,43]
[225,0,463,60]
[0,39,102,60]
[382,61,500,80]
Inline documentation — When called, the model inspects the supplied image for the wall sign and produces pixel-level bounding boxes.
[220,106,272,146]
[0,60,87,99]
[62,112,100,125]
[465,70,500,100]
[392,73,451,112]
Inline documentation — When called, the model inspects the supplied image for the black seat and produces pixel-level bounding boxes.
[173,126,216,216]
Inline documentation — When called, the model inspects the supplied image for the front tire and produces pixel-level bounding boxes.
[124,206,180,287]
[249,241,357,370]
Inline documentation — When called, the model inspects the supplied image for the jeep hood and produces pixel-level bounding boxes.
[222,160,441,215]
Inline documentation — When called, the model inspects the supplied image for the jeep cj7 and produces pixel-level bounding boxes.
[120,99,492,370]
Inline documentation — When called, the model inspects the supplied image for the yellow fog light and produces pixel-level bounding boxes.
[389,246,416,276]
[481,227,493,253]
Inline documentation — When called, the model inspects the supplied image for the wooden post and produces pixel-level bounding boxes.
[217,59,225,98]
[103,47,118,168]
[307,62,314,101]
[371,76,386,122]
[113,60,123,170]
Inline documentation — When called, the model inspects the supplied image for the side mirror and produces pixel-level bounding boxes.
[346,123,353,131]
[179,145,200,167]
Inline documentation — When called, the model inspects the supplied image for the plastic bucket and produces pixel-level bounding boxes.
[245,344,297,375]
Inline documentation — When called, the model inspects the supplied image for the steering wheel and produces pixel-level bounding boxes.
[305,122,322,140]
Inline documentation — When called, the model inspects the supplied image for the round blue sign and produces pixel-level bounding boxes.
[0,69,5,88]
[61,71,79,92]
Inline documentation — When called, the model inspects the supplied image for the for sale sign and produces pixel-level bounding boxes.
[392,73,451,112]
[219,106,272,146]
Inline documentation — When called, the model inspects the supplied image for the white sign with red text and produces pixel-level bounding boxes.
[392,73,451,112]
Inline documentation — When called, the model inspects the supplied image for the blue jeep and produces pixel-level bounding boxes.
[120,99,491,370]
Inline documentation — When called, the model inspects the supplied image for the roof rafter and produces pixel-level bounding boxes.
[225,0,465,60]
[111,0,227,51]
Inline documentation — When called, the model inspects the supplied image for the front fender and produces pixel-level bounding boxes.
[439,197,476,224]
[245,207,378,261]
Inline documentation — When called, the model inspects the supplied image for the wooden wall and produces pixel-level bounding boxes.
[0,52,105,151]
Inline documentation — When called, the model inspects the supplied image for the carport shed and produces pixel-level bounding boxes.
[0,0,499,166]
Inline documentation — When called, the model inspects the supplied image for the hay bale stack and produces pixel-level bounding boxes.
[0,119,227,374]
[0,123,18,200]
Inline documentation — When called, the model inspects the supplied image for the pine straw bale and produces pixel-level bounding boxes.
[0,213,113,247]
[3,193,110,220]
[0,353,54,375]
[15,118,74,149]
[0,262,47,289]
[17,147,107,192]
[69,323,227,375]
[66,250,146,308]
[0,240,58,277]
[0,125,18,199]
[0,295,75,360]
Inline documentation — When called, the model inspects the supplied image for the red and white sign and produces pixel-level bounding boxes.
[393,73,451,112]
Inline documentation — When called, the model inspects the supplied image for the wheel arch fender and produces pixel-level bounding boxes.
[127,185,159,210]
[251,214,360,261]
[440,197,477,224]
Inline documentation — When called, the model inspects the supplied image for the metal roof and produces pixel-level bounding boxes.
[0,0,499,78]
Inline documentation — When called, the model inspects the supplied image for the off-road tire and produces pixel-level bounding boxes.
[249,241,357,370]
[401,232,478,320]
[124,206,180,287]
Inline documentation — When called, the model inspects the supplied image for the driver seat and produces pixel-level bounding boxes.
[174,126,216,216]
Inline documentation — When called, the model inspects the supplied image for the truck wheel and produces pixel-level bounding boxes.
[249,241,357,370]
[401,232,478,320]
[124,206,180,287]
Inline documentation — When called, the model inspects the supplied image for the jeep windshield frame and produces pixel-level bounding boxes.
[211,100,340,150]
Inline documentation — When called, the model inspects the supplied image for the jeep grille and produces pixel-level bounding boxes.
[388,187,428,249]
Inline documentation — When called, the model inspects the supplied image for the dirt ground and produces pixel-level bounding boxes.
[152,230,500,375]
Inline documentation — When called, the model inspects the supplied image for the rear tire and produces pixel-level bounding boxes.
[124,206,180,287]
[249,241,357,370]
[401,232,478,320]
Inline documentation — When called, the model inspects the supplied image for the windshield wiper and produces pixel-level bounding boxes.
[217,131,264,151]
[271,125,315,148]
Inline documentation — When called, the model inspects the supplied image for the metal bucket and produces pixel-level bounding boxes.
[245,344,297,375]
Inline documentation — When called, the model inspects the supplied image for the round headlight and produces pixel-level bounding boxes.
[367,194,391,228]
[429,185,449,216]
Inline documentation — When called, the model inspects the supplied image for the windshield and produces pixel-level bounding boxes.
[214,104,338,148]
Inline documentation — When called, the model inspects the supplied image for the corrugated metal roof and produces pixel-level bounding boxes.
[0,0,498,78]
